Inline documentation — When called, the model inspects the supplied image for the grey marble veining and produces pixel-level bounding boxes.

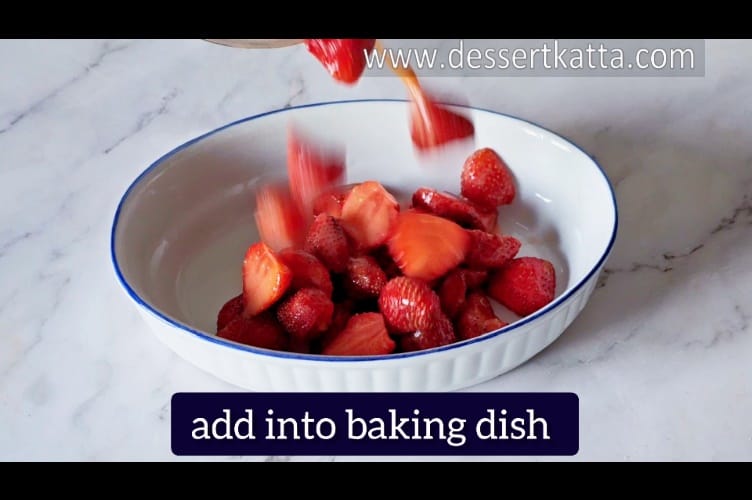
[0,39,750,461]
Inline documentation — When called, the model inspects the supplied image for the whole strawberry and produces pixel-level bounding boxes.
[461,148,516,208]
[305,213,350,273]
[487,257,556,317]
[277,288,335,340]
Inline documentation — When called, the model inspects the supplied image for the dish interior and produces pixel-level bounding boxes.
[113,101,614,339]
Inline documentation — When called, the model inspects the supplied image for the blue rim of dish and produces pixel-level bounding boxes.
[110,98,619,362]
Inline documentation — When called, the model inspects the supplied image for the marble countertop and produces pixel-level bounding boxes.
[1,39,750,461]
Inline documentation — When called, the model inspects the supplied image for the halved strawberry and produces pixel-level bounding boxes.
[287,129,345,217]
[487,257,556,317]
[276,287,334,341]
[312,184,354,218]
[370,39,474,151]
[400,314,456,352]
[321,313,395,356]
[465,230,521,270]
[438,269,467,319]
[409,98,474,151]
[278,249,334,297]
[458,268,489,289]
[242,242,292,316]
[456,292,508,340]
[305,39,376,85]
[461,148,516,208]
[344,256,388,300]
[304,213,350,273]
[340,181,400,250]
[411,188,495,231]
[217,312,289,351]
[254,183,307,252]
[386,210,470,281]
[216,294,243,331]
[378,276,442,334]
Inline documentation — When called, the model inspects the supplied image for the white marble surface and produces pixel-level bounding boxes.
[0,39,750,461]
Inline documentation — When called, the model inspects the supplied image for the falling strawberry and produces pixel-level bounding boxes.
[242,242,292,316]
[321,312,396,356]
[487,257,556,317]
[340,181,400,250]
[217,312,290,351]
[409,98,475,151]
[461,148,516,208]
[387,210,470,281]
[287,128,345,218]
[305,39,376,85]
[254,183,307,252]
[378,276,442,334]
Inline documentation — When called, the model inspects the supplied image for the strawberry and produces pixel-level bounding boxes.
[217,312,289,351]
[371,40,473,151]
[438,269,467,319]
[216,294,243,331]
[242,242,292,316]
[378,276,442,334]
[344,256,388,300]
[254,183,306,252]
[411,188,496,232]
[312,184,354,218]
[465,230,521,270]
[400,314,456,352]
[410,98,474,151]
[458,268,489,289]
[276,288,334,340]
[340,181,400,250]
[487,257,556,317]
[321,313,396,356]
[278,249,334,297]
[387,210,470,281]
[304,213,350,273]
[456,292,508,340]
[461,148,516,208]
[305,39,376,85]
[287,129,345,217]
